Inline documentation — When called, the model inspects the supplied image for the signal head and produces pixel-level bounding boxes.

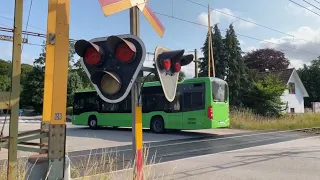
[76,34,146,103]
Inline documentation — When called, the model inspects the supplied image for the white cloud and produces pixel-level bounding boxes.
[197,8,256,30]
[248,26,320,69]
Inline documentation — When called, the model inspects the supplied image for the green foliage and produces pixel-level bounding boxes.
[0,75,10,91]
[67,71,83,107]
[297,57,320,107]
[224,24,248,107]
[243,75,287,117]
[198,24,290,117]
[20,66,44,113]
[21,41,80,113]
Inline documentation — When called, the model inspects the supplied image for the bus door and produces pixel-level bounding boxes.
[182,91,206,129]
[166,93,183,129]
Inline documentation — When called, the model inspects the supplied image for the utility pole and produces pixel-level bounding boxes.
[130,6,143,180]
[7,0,23,179]
[194,49,198,78]
[207,4,211,77]
[207,4,215,77]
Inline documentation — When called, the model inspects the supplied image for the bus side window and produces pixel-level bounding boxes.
[183,92,204,111]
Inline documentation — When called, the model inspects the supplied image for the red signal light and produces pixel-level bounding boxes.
[173,62,181,72]
[84,47,102,65]
[162,59,171,70]
[115,43,135,63]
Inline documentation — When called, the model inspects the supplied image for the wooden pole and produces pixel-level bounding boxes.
[7,0,23,179]
[207,5,211,77]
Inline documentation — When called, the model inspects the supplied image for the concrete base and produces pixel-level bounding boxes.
[25,154,70,180]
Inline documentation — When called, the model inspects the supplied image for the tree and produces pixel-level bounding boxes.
[242,75,287,117]
[22,41,77,113]
[224,24,248,106]
[73,60,93,89]
[297,57,320,107]
[198,24,227,78]
[244,48,290,72]
[67,71,83,107]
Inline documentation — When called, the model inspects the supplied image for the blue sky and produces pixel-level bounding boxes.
[1,0,320,77]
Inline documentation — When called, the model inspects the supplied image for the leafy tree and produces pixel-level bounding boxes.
[198,24,227,78]
[244,48,290,72]
[297,57,320,107]
[22,41,77,113]
[224,24,248,106]
[72,62,93,89]
[0,75,10,91]
[67,71,83,107]
[242,75,287,117]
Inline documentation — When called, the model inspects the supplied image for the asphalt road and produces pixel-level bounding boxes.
[69,130,315,178]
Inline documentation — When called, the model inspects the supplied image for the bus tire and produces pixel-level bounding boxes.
[88,116,98,129]
[150,116,165,134]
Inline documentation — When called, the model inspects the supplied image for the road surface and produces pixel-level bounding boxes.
[70,129,316,178]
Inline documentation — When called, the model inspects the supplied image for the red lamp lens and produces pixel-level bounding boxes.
[84,47,101,65]
[115,43,135,63]
[162,59,171,70]
[174,62,181,72]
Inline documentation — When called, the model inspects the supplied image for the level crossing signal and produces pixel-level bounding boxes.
[154,46,194,102]
[74,34,146,103]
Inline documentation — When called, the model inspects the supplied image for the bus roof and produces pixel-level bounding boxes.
[74,77,227,93]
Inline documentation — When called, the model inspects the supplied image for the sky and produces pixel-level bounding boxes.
[1,0,320,78]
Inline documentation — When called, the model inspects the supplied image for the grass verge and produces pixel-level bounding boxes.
[0,146,171,180]
[230,109,320,130]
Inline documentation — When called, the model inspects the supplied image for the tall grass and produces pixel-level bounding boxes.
[0,146,167,180]
[0,158,27,180]
[230,109,320,130]
[72,146,168,180]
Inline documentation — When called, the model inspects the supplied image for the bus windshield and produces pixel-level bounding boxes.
[212,80,228,102]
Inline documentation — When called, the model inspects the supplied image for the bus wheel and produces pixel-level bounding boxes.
[151,116,165,134]
[88,116,98,129]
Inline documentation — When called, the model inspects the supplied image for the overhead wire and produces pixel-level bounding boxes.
[289,0,320,16]
[0,0,318,56]
[186,0,320,47]
[302,0,320,11]
[22,0,33,52]
[153,12,318,56]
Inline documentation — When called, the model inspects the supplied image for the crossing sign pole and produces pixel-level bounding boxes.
[129,7,143,180]
[98,1,165,180]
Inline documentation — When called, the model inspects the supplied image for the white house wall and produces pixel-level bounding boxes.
[280,73,305,113]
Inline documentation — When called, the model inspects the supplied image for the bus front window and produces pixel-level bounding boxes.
[212,81,227,102]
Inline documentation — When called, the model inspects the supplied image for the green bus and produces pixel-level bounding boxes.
[71,77,230,133]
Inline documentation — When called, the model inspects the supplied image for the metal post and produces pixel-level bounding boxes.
[130,6,143,180]
[194,49,198,78]
[42,0,69,179]
[7,0,23,179]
